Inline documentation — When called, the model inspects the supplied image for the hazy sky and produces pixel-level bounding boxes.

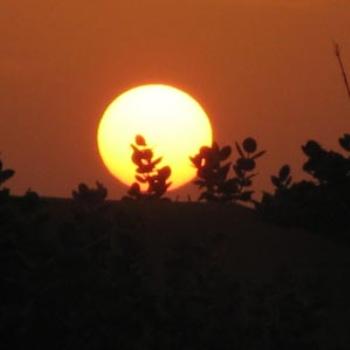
[1,0,349,198]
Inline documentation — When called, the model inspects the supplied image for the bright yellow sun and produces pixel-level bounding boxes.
[97,84,213,190]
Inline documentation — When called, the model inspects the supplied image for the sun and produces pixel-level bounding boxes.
[97,84,213,190]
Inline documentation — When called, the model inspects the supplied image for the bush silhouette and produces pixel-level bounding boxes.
[190,138,265,202]
[125,135,172,200]
[302,138,350,185]
[0,151,342,349]
[72,181,108,209]
[270,164,293,191]
[257,134,350,235]
[0,159,15,203]
[18,188,41,213]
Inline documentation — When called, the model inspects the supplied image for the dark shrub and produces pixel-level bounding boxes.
[257,136,350,236]
[191,138,265,203]
[125,135,172,200]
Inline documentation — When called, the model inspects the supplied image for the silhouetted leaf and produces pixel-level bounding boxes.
[271,176,281,188]
[78,183,89,193]
[132,151,143,166]
[279,165,291,182]
[135,175,147,183]
[285,177,292,187]
[219,146,232,160]
[158,166,171,180]
[137,163,154,173]
[219,178,238,193]
[339,134,350,152]
[239,191,254,201]
[190,155,202,168]
[96,181,108,198]
[128,183,141,196]
[142,149,153,160]
[302,140,322,157]
[212,142,219,154]
[135,135,146,146]
[233,165,243,177]
[237,158,256,171]
[199,146,211,157]
[152,157,162,167]
[0,169,14,185]
[243,138,257,153]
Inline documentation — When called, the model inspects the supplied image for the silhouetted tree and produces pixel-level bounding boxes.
[190,137,265,203]
[125,135,172,200]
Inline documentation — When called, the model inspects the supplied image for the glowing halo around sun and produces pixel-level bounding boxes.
[97,84,213,191]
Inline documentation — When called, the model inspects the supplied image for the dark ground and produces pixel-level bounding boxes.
[1,197,349,349]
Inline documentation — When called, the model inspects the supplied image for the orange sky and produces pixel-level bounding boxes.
[1,0,349,199]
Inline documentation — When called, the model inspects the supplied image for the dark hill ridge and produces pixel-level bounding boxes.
[2,198,350,349]
[40,198,350,279]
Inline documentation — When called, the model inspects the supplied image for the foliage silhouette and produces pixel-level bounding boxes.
[271,164,293,191]
[125,135,172,200]
[0,159,15,203]
[257,134,350,235]
[190,138,265,203]
[0,155,344,349]
[72,181,108,210]
[19,188,41,213]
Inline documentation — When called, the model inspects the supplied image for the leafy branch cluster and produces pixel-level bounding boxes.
[302,136,350,185]
[257,134,350,234]
[0,171,330,349]
[190,138,265,203]
[126,135,171,200]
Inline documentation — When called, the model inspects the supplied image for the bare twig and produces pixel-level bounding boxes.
[334,41,350,99]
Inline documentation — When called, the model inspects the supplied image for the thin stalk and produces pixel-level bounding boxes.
[334,42,350,99]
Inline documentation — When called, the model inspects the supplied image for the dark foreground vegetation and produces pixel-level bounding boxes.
[126,133,350,239]
[257,134,350,237]
[1,196,350,350]
[1,140,350,349]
